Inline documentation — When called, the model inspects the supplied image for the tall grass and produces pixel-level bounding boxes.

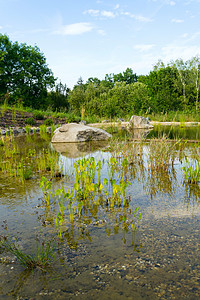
[0,236,55,271]
[182,160,200,184]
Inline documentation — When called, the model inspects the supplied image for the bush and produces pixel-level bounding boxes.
[33,111,44,120]
[44,118,53,126]
[65,114,81,123]
[25,117,35,126]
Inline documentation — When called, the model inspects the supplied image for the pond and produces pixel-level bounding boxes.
[0,126,200,299]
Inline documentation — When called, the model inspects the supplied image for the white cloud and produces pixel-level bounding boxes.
[85,9,100,17]
[181,33,189,38]
[121,12,152,22]
[171,18,184,23]
[114,4,120,9]
[53,22,93,35]
[162,45,200,62]
[97,29,106,36]
[134,44,155,52]
[84,9,116,18]
[101,10,115,18]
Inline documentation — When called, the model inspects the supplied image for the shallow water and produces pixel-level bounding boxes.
[0,130,200,299]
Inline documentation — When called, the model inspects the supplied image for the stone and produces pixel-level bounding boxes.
[128,115,153,129]
[79,120,87,125]
[51,123,112,143]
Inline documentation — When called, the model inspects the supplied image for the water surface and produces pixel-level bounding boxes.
[0,129,200,299]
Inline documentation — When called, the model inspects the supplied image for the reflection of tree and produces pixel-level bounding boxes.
[143,166,177,199]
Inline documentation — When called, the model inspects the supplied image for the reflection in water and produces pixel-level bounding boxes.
[144,166,177,199]
[183,182,200,205]
[51,140,109,158]
[127,128,153,140]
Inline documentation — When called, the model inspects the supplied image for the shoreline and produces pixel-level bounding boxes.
[88,121,200,128]
[1,120,200,136]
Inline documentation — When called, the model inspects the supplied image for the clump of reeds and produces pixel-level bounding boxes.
[182,160,200,184]
[147,135,179,169]
[0,236,55,271]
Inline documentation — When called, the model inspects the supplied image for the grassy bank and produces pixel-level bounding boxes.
[1,105,200,127]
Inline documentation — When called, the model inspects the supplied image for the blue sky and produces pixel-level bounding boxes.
[0,0,200,88]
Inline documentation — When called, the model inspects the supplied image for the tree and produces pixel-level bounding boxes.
[187,56,200,111]
[0,34,56,108]
[113,68,138,84]
[139,65,180,113]
[47,82,70,111]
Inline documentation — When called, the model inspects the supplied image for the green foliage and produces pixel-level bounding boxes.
[182,161,200,184]
[44,118,53,126]
[0,34,56,108]
[22,166,32,180]
[147,135,179,169]
[33,111,44,120]
[1,236,55,270]
[47,82,70,111]
[39,176,52,205]
[1,34,200,117]
[25,117,35,126]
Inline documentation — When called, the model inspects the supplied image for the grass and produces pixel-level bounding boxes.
[182,160,200,184]
[0,236,55,271]
[147,111,200,122]
[0,134,61,182]
[147,135,179,169]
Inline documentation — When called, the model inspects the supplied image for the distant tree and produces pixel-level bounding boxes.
[113,68,138,84]
[139,66,180,112]
[186,56,200,111]
[0,34,56,108]
[47,82,70,111]
[68,77,86,114]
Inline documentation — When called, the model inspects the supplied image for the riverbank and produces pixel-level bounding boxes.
[88,121,200,128]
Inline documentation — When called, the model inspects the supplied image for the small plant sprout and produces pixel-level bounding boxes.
[39,176,52,205]
[131,207,142,231]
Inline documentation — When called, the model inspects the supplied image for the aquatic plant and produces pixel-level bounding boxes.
[182,160,200,184]
[25,125,31,135]
[131,207,142,231]
[0,236,55,271]
[22,166,32,180]
[39,176,52,205]
[0,136,4,146]
[147,135,179,169]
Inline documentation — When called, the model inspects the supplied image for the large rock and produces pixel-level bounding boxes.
[128,115,153,129]
[51,123,112,143]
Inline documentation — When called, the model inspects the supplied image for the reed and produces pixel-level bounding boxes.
[39,176,52,205]
[147,135,179,169]
[182,161,200,184]
[1,236,55,271]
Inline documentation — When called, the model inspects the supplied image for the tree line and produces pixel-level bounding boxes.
[1,34,200,117]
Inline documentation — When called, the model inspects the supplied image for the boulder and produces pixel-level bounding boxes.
[51,123,112,143]
[128,115,153,129]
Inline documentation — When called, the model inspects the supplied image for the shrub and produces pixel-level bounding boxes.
[25,117,35,126]
[44,118,53,126]
[33,111,44,120]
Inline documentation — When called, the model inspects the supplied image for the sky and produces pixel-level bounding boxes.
[0,0,200,88]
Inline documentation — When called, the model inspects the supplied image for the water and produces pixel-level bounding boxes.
[0,128,200,299]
